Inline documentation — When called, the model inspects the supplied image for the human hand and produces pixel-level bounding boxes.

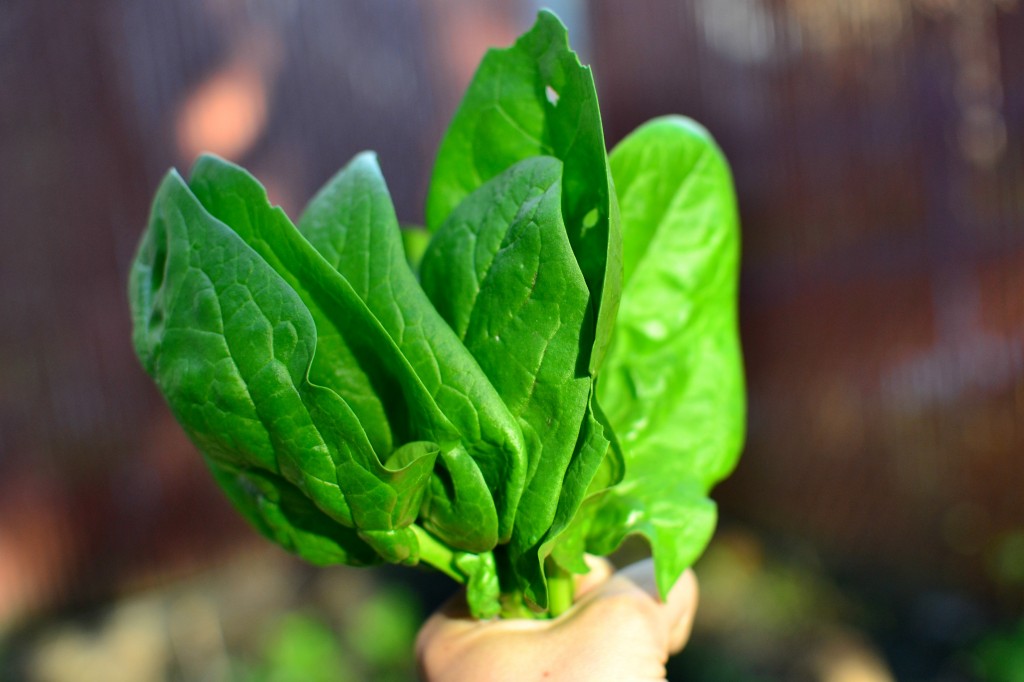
[416,559,699,682]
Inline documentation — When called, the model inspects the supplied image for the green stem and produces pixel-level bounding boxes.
[411,525,465,584]
[546,560,574,617]
[498,590,544,619]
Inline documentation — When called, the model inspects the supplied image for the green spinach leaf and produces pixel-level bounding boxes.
[129,171,432,562]
[188,157,394,457]
[594,116,745,598]
[208,458,381,567]
[425,10,622,374]
[421,156,593,607]
[299,153,526,546]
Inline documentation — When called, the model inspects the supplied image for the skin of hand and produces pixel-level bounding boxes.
[416,558,699,682]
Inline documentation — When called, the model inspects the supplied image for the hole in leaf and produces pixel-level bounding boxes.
[545,84,560,106]
[582,208,599,231]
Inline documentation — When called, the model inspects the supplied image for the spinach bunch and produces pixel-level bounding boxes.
[129,11,744,619]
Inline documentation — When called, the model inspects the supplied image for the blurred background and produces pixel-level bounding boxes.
[1,0,1023,679]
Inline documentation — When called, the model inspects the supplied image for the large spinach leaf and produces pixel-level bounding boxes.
[594,116,746,598]
[420,156,593,607]
[425,9,622,375]
[129,171,434,562]
[298,153,526,547]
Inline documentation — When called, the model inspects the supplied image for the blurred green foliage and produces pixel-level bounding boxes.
[990,531,1024,588]
[973,618,1024,682]
[248,615,355,682]
[237,586,419,682]
[347,588,420,676]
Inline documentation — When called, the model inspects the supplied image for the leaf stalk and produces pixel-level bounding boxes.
[411,525,466,584]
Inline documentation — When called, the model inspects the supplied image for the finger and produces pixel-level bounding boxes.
[664,569,698,654]
[604,560,699,654]
[552,565,681,680]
